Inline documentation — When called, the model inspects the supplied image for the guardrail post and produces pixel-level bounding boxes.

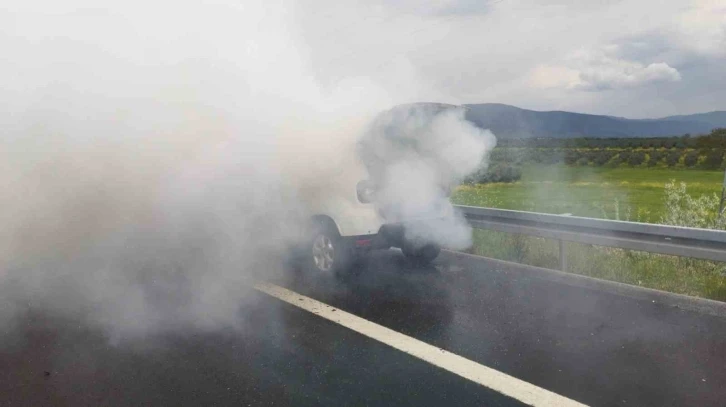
[559,240,567,272]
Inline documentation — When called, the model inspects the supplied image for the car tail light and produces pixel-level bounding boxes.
[355,238,372,247]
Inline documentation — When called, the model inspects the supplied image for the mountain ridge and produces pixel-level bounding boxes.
[462,103,726,139]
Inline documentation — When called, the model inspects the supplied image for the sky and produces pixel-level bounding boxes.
[294,0,725,118]
[1,0,724,120]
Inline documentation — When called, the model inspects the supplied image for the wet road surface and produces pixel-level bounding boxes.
[2,250,726,406]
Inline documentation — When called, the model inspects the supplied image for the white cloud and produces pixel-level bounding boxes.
[530,48,681,92]
[678,0,726,56]
[579,61,681,90]
[290,0,723,116]
[528,65,581,89]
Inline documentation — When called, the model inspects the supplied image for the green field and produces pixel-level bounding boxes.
[452,165,723,222]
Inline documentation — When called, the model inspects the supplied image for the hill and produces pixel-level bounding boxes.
[463,103,726,139]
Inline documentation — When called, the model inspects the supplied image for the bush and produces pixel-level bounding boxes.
[464,163,522,184]
[564,150,579,165]
[617,151,631,164]
[530,149,562,165]
[575,157,589,166]
[660,180,726,229]
[684,150,699,167]
[648,151,663,166]
[592,150,613,166]
[703,150,724,170]
[628,151,645,166]
[666,150,681,167]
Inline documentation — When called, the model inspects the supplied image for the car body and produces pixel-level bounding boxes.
[299,103,466,274]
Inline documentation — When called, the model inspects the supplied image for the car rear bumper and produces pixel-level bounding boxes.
[347,218,448,252]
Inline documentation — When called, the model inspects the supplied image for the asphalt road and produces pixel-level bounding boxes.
[2,250,726,406]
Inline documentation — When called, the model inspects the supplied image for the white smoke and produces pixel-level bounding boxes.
[358,103,496,249]
[0,1,496,339]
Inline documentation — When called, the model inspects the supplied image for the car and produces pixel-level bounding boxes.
[298,103,465,275]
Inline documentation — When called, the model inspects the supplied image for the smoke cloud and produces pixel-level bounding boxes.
[358,103,496,249]
[0,1,495,339]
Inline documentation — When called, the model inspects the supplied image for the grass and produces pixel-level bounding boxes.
[453,164,726,302]
[452,165,723,222]
[466,229,726,302]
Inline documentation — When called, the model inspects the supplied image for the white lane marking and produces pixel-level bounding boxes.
[256,282,588,407]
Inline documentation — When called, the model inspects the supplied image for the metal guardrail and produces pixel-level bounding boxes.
[455,205,726,271]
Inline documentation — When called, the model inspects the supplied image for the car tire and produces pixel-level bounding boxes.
[402,240,441,265]
[305,221,351,276]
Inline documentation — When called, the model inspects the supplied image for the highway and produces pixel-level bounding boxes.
[2,250,725,406]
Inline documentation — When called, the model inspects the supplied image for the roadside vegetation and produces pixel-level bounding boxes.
[451,128,726,301]
[455,181,726,301]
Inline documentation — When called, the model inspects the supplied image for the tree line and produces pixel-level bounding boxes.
[490,147,726,169]
[497,128,726,149]
[463,128,726,185]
